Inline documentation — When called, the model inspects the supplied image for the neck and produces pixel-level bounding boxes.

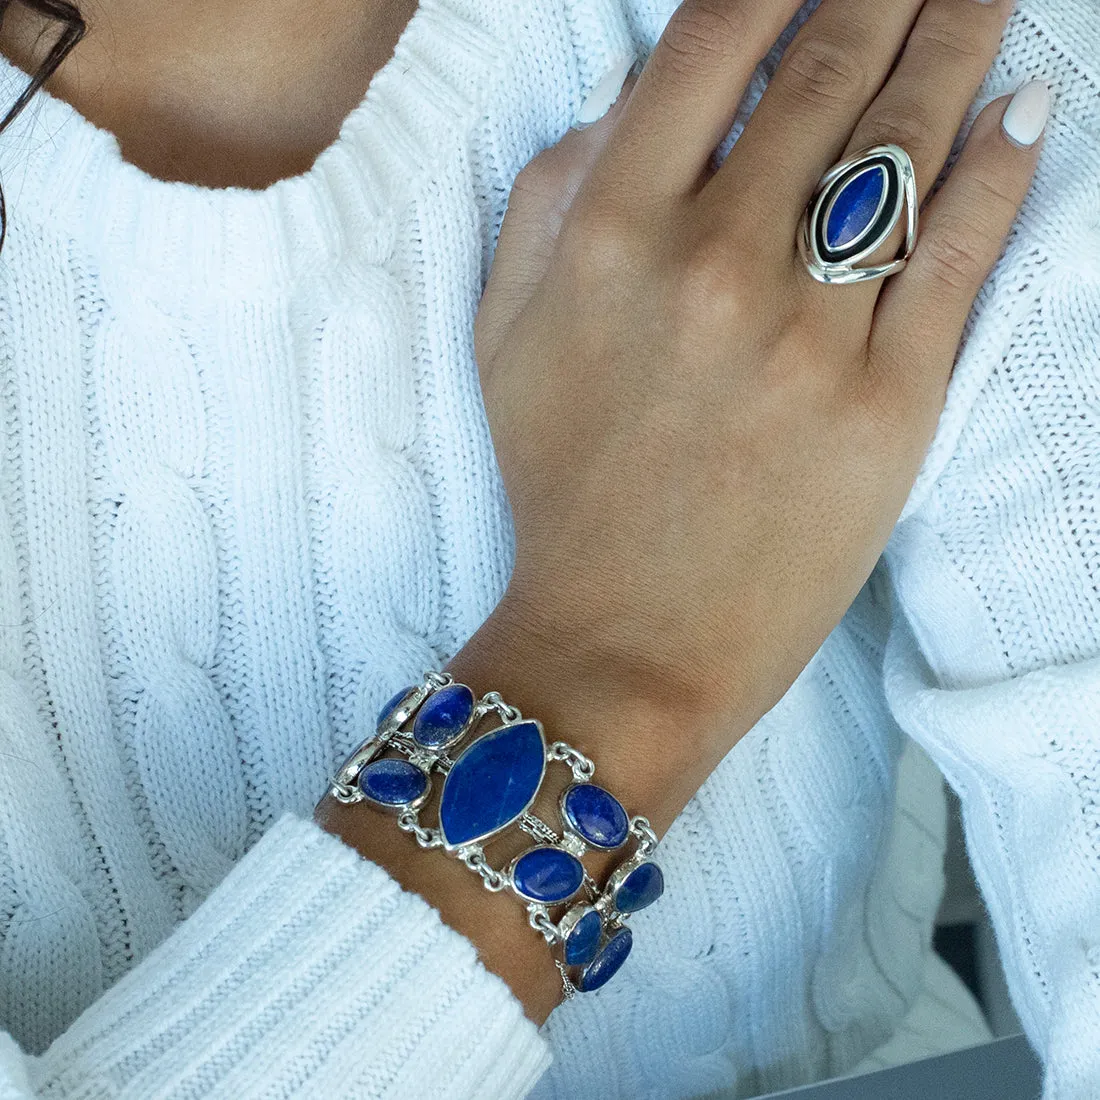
[0,0,420,188]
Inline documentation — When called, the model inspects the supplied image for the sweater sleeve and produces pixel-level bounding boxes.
[0,814,550,1100]
[878,15,1100,1090]
[881,563,1100,1098]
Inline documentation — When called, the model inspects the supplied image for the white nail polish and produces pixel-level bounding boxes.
[574,53,635,128]
[1002,80,1051,147]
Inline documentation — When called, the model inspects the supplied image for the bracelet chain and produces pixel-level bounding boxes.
[396,810,443,850]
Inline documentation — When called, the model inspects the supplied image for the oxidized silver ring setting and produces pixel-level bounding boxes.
[798,143,918,285]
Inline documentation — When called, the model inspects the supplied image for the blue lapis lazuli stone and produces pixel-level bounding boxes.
[563,783,629,849]
[412,683,475,749]
[613,861,664,914]
[563,908,603,967]
[825,165,886,251]
[579,927,633,992]
[377,685,415,731]
[358,758,430,807]
[439,720,545,847]
[512,847,584,904]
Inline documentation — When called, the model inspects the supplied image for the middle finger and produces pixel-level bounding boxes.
[706,0,928,227]
[827,0,1015,276]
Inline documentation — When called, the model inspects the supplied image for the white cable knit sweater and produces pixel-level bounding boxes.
[0,0,1096,1096]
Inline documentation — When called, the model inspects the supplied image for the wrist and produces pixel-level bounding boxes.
[444,585,751,837]
[313,584,755,1027]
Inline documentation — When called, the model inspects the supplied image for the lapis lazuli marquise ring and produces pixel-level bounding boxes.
[798,143,918,285]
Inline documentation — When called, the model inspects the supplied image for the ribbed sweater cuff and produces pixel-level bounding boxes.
[30,814,551,1099]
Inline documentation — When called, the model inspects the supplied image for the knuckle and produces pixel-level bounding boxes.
[862,104,937,163]
[673,233,752,327]
[557,197,639,279]
[511,148,571,200]
[920,216,988,292]
[911,13,985,68]
[963,172,1022,226]
[657,0,747,81]
[781,30,867,107]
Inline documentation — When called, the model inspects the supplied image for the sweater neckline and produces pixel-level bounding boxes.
[0,0,511,291]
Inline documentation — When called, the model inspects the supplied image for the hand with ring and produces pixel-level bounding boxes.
[442,0,1045,1020]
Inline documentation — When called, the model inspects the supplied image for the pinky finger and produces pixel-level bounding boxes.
[872,81,1050,383]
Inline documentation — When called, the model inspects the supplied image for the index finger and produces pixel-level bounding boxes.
[594,0,807,208]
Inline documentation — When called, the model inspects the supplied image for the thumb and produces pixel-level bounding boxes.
[475,66,638,369]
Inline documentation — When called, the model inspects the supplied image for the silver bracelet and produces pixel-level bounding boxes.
[327,670,664,999]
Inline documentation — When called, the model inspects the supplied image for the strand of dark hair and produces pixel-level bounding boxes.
[0,0,85,251]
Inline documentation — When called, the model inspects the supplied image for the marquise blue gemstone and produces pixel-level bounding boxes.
[563,908,603,967]
[439,720,545,847]
[579,927,633,992]
[512,847,584,904]
[613,861,664,913]
[357,758,429,807]
[825,165,886,251]
[562,784,629,849]
[377,685,415,731]
[412,683,475,748]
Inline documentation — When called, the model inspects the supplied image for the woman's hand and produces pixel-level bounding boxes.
[320,0,1046,1025]
[465,0,1042,813]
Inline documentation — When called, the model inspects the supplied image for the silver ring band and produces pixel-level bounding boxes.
[798,143,918,285]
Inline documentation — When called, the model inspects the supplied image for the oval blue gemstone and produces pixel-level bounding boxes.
[562,784,629,849]
[563,908,603,967]
[579,927,633,992]
[512,847,584,904]
[613,861,664,913]
[825,165,886,251]
[377,685,416,731]
[412,683,475,749]
[357,758,429,807]
[439,720,545,847]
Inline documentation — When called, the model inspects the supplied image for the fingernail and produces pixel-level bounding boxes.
[573,53,635,129]
[1002,80,1051,147]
